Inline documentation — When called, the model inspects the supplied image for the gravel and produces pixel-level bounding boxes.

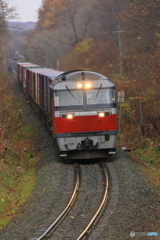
[89,150,160,240]
[49,163,104,240]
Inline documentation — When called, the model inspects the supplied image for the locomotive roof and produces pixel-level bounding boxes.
[56,70,84,80]
[55,70,110,82]
[50,70,115,89]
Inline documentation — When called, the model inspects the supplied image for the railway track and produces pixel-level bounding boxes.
[30,161,110,240]
[76,162,109,240]
[8,64,115,240]
[38,164,80,240]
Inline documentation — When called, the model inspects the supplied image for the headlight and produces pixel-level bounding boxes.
[85,83,91,88]
[77,83,83,88]
[99,112,105,117]
[67,114,73,119]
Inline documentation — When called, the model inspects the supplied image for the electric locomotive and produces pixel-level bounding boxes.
[49,70,118,159]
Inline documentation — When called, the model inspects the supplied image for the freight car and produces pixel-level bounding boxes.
[17,62,40,87]
[17,63,118,159]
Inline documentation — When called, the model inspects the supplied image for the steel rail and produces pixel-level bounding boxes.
[37,164,80,240]
[77,162,109,240]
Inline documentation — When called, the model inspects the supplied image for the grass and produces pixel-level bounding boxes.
[0,112,40,228]
[13,119,42,141]
[0,150,37,228]
[0,75,39,228]
[133,142,160,189]
[135,139,160,167]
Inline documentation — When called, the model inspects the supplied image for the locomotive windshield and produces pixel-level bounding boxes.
[54,88,115,110]
[54,90,83,107]
[86,88,115,107]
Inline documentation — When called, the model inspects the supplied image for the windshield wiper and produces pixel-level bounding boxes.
[66,86,76,100]
[95,84,102,99]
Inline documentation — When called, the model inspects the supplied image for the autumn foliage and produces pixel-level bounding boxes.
[37,0,65,29]
[16,0,160,147]
[61,38,119,77]
[0,75,22,157]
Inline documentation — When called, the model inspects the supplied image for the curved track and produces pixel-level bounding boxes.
[77,162,109,240]
[30,164,81,240]
[30,162,110,240]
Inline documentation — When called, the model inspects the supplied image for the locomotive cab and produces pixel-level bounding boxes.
[50,71,118,159]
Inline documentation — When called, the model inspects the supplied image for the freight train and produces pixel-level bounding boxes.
[17,62,118,159]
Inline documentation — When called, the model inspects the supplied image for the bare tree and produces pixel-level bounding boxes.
[56,0,96,46]
[0,0,18,70]
[21,29,71,68]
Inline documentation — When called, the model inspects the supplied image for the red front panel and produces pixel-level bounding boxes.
[53,114,118,134]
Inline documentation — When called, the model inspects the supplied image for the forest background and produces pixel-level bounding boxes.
[10,0,160,147]
[0,0,160,227]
